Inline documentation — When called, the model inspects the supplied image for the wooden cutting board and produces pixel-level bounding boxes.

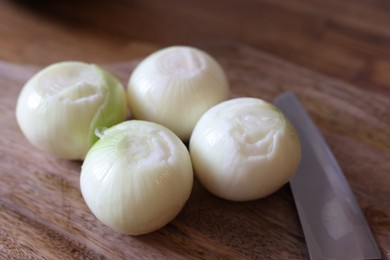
[1,42,389,259]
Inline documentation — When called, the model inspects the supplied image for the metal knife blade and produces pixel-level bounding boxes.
[274,91,382,260]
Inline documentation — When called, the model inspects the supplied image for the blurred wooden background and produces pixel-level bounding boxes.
[1,0,390,96]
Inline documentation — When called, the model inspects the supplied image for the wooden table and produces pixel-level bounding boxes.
[1,1,389,259]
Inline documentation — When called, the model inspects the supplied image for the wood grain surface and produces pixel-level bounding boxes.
[1,42,389,259]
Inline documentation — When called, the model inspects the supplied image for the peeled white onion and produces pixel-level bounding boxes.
[16,61,128,160]
[80,120,193,235]
[127,46,230,141]
[189,97,301,201]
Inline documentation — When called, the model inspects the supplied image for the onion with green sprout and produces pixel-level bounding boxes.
[16,61,128,160]
[80,120,193,235]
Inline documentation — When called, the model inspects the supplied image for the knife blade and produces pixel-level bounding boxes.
[274,91,382,260]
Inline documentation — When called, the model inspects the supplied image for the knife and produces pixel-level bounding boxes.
[274,91,382,260]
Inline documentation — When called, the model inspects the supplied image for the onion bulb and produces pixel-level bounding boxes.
[80,120,193,235]
[189,97,301,201]
[127,46,230,141]
[16,61,127,160]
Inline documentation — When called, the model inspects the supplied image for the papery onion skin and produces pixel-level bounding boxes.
[16,61,128,160]
[127,46,230,141]
[189,97,301,201]
[80,120,193,235]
